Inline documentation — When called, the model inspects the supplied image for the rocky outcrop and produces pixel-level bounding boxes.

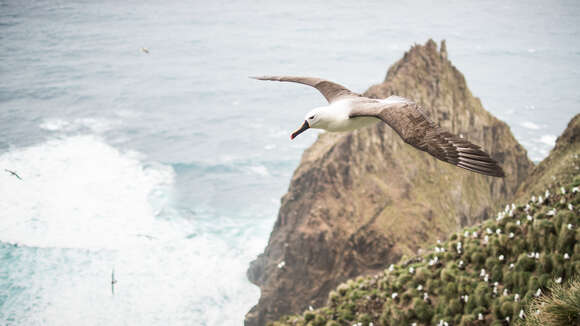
[245,40,534,326]
[515,113,580,200]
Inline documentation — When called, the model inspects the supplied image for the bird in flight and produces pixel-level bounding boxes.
[4,169,22,180]
[252,76,505,177]
[141,47,150,54]
[111,269,117,295]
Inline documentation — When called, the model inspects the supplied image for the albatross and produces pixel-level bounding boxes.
[252,76,505,177]
[111,269,117,295]
[5,169,22,180]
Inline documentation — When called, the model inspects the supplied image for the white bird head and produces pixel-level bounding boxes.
[290,107,325,139]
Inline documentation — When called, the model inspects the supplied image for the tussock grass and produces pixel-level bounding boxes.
[269,184,580,326]
[519,277,580,326]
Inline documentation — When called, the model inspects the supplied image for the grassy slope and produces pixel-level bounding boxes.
[271,166,580,326]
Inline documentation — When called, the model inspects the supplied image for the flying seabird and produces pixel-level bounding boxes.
[134,233,157,240]
[141,47,150,54]
[4,169,22,180]
[111,269,117,295]
[252,76,505,177]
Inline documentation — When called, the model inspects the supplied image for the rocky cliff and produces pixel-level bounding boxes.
[515,114,580,200]
[245,40,534,326]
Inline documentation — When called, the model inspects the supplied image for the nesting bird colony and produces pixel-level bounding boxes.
[272,184,580,326]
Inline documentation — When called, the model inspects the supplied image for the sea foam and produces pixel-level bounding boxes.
[0,135,261,325]
[0,135,174,249]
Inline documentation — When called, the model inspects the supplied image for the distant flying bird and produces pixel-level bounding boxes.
[4,169,22,180]
[141,47,150,54]
[134,233,157,240]
[111,269,117,295]
[252,76,505,177]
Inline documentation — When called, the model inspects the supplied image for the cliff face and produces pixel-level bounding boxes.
[515,114,580,200]
[245,40,534,326]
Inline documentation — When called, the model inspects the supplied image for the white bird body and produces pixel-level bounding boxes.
[307,99,380,132]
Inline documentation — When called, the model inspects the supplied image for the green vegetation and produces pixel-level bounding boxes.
[519,277,580,326]
[269,184,580,326]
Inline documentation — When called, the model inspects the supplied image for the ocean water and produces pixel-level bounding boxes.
[0,0,579,325]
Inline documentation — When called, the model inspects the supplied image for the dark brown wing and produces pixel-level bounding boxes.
[350,97,505,178]
[250,76,360,103]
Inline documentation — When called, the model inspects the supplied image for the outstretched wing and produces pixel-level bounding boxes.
[350,96,505,177]
[251,76,360,103]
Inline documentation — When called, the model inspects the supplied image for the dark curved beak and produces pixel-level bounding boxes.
[290,120,310,140]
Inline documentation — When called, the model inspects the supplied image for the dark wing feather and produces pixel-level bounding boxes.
[350,97,505,178]
[250,76,360,103]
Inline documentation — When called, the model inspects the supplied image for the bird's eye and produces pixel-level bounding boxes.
[308,115,315,120]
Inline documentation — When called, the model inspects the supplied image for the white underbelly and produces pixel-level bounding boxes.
[326,116,380,132]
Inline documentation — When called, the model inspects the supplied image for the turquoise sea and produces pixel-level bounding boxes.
[1,0,579,325]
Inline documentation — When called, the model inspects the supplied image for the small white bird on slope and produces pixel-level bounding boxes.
[252,76,505,177]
